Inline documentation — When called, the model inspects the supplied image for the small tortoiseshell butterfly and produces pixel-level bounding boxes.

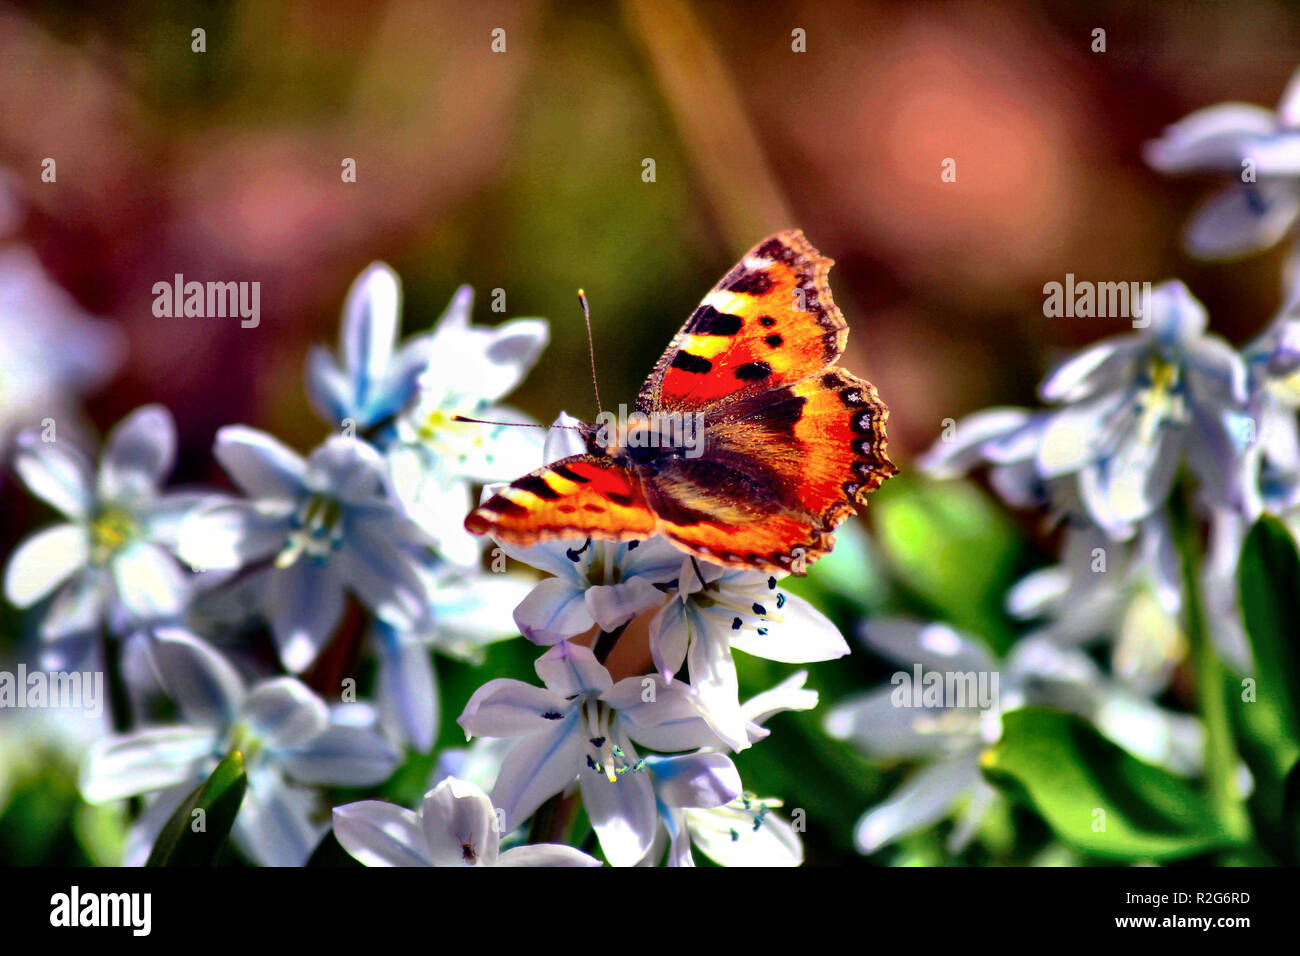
[464,230,895,573]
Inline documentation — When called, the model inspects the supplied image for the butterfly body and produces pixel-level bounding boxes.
[465,230,896,573]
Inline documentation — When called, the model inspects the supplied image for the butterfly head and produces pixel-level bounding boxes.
[590,408,705,469]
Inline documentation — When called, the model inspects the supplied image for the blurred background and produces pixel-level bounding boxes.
[2,0,1299,866]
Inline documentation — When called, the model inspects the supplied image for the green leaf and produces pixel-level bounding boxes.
[873,476,1023,654]
[1236,516,1300,748]
[146,750,247,867]
[981,708,1236,862]
[1233,515,1300,858]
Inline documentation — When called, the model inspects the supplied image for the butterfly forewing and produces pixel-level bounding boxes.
[465,454,656,545]
[637,230,848,414]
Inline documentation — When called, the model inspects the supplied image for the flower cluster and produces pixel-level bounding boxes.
[821,70,1300,860]
[3,247,832,867]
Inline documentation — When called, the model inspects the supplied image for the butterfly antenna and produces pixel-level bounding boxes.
[451,415,582,431]
[578,289,603,416]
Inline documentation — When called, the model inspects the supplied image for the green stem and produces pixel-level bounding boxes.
[1173,487,1251,847]
[527,791,577,845]
[102,629,132,734]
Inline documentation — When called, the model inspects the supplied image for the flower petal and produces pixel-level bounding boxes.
[242,678,329,749]
[231,771,323,867]
[1143,103,1277,173]
[12,431,94,519]
[647,752,741,810]
[176,500,288,571]
[1183,182,1300,260]
[860,618,995,672]
[489,716,584,833]
[340,262,401,407]
[686,800,803,866]
[729,592,849,663]
[80,726,216,803]
[457,678,573,738]
[579,737,657,867]
[1038,340,1136,404]
[279,725,400,787]
[375,624,439,752]
[585,577,667,634]
[97,405,175,503]
[534,641,612,697]
[496,843,602,867]
[917,407,1032,477]
[853,754,981,854]
[304,345,353,426]
[268,561,345,673]
[151,627,246,727]
[110,541,188,621]
[332,800,430,867]
[420,777,501,866]
[214,425,308,500]
[3,523,88,607]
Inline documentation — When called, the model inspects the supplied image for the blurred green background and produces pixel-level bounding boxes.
[3,0,1300,866]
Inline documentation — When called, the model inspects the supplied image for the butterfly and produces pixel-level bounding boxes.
[464,230,896,573]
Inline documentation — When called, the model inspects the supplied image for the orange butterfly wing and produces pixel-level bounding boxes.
[464,230,895,572]
[464,454,656,545]
[637,230,847,414]
[636,231,894,571]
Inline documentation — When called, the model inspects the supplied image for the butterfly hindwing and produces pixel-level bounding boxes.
[637,229,848,414]
[642,367,894,571]
[465,454,656,545]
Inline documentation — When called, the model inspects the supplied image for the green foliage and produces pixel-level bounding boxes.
[146,751,247,867]
[1233,515,1300,861]
[872,477,1025,656]
[982,708,1236,862]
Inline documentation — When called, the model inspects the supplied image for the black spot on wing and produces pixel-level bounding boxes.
[756,237,796,263]
[483,496,528,518]
[764,334,783,348]
[735,361,773,382]
[552,464,590,483]
[671,352,714,374]
[687,306,743,336]
[724,270,775,295]
[513,474,560,500]
[759,315,776,327]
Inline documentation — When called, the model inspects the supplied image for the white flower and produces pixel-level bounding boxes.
[504,536,682,646]
[676,796,804,867]
[4,406,205,658]
[332,776,600,867]
[1145,68,1300,259]
[80,629,399,866]
[825,619,1202,856]
[306,263,433,432]
[384,286,549,565]
[457,641,722,866]
[641,671,818,866]
[483,411,682,645]
[1006,517,1187,695]
[1035,281,1251,535]
[178,429,434,673]
[919,407,1077,516]
[648,559,848,751]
